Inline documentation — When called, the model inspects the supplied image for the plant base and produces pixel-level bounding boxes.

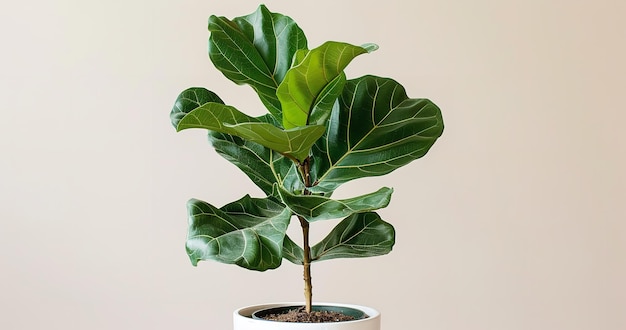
[234,302,380,330]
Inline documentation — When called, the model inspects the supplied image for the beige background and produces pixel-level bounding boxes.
[1,0,625,329]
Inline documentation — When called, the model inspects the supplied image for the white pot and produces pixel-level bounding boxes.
[233,302,381,330]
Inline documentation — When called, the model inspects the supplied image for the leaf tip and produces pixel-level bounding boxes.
[361,43,379,53]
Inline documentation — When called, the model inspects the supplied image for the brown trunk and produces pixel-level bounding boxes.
[298,215,313,313]
[299,157,313,313]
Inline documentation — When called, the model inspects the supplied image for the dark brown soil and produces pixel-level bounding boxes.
[260,307,357,323]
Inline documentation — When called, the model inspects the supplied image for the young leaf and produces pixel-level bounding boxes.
[311,212,395,262]
[278,42,377,129]
[277,186,393,222]
[208,5,307,120]
[308,73,346,127]
[170,87,224,128]
[310,75,444,193]
[185,196,292,271]
[176,102,325,162]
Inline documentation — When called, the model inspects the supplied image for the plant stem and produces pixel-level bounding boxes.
[299,157,313,313]
[298,215,312,313]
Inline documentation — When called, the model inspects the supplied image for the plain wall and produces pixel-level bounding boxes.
[1,1,624,329]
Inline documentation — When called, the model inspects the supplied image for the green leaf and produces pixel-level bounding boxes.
[185,196,292,271]
[278,186,393,222]
[278,42,376,129]
[177,103,325,162]
[208,128,303,199]
[310,75,444,193]
[308,73,346,127]
[281,235,304,265]
[170,87,224,128]
[311,212,395,262]
[208,5,307,120]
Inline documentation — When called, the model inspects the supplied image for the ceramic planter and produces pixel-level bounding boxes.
[233,302,380,330]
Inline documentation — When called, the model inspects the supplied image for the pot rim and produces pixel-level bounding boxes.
[235,302,380,324]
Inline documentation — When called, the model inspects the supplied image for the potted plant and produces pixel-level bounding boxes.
[170,4,444,329]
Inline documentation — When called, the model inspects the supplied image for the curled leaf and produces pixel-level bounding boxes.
[311,212,395,262]
[186,196,292,271]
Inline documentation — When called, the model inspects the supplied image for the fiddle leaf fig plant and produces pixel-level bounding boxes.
[171,4,444,313]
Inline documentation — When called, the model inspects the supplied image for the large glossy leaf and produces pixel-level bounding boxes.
[311,212,395,262]
[278,186,393,222]
[310,75,444,193]
[185,196,292,271]
[176,102,325,162]
[208,5,307,120]
[208,128,303,199]
[170,87,224,128]
[278,42,377,129]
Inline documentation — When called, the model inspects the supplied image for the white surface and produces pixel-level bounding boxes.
[1,1,625,330]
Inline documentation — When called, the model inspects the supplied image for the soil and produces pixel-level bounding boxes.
[260,307,357,323]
